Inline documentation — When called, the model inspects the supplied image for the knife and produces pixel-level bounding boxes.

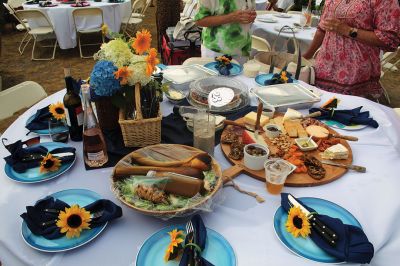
[288,195,338,246]
[22,152,75,162]
[254,103,263,140]
[321,160,366,173]
[327,133,358,141]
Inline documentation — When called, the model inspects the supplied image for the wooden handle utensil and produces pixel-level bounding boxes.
[328,133,358,141]
[305,111,322,119]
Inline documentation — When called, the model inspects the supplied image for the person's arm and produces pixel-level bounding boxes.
[195,10,256,27]
[303,28,325,59]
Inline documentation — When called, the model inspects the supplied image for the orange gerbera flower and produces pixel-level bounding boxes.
[114,66,133,85]
[281,71,289,82]
[145,48,160,76]
[132,29,152,55]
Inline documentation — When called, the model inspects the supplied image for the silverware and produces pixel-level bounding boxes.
[40,210,103,227]
[22,152,75,162]
[288,195,338,247]
[186,221,199,266]
[321,160,366,173]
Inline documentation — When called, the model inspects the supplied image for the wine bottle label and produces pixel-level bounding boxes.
[87,150,105,161]
[75,106,83,126]
[65,108,71,127]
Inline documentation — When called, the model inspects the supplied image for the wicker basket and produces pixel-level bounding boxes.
[118,83,162,147]
[95,97,120,130]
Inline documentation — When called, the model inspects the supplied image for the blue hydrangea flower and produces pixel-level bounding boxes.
[90,61,121,97]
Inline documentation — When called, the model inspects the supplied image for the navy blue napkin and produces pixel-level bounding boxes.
[25,105,52,131]
[161,102,256,146]
[309,107,379,128]
[20,197,123,239]
[3,140,76,173]
[281,193,374,264]
[179,214,214,266]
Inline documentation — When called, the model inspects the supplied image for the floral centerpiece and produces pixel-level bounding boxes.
[89,28,165,147]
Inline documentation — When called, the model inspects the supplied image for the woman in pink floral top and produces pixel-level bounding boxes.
[304,0,400,99]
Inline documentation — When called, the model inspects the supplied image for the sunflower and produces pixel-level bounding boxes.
[164,229,185,262]
[281,71,289,83]
[39,153,62,173]
[49,102,66,120]
[101,23,109,36]
[114,66,133,85]
[145,48,159,76]
[56,205,91,238]
[132,29,152,55]
[286,206,311,238]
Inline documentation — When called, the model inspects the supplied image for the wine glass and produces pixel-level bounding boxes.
[49,119,69,143]
[299,14,307,30]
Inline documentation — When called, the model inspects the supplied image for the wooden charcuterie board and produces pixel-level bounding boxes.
[221,115,353,187]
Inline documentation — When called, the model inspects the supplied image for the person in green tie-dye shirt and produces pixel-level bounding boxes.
[194,0,256,64]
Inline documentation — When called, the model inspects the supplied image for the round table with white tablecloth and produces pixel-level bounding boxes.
[252,13,317,53]
[23,1,131,49]
[1,69,400,265]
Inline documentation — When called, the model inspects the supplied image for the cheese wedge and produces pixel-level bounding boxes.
[284,120,298,138]
[244,112,270,128]
[283,108,303,121]
[321,144,349,160]
[245,130,269,147]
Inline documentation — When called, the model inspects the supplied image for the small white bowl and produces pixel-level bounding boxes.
[264,124,281,139]
[244,144,270,171]
[295,137,318,151]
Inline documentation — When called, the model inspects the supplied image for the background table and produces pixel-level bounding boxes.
[1,74,400,265]
[252,13,317,53]
[23,1,131,49]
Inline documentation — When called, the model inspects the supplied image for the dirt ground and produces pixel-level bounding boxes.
[0,4,399,133]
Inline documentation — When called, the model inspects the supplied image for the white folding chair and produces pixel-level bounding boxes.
[3,3,32,55]
[122,0,149,37]
[16,10,58,60]
[0,81,47,120]
[6,0,25,9]
[252,35,271,53]
[256,10,278,15]
[72,7,105,59]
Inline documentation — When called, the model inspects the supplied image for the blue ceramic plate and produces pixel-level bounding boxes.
[204,62,243,76]
[255,73,299,86]
[21,189,107,252]
[322,120,367,131]
[25,114,50,135]
[274,197,362,264]
[4,142,76,183]
[136,225,236,266]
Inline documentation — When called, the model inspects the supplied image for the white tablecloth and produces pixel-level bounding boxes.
[252,13,317,53]
[1,75,400,266]
[23,1,131,49]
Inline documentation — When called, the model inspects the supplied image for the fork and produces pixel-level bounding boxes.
[186,221,199,266]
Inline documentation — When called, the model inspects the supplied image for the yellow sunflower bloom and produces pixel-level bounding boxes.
[281,71,289,82]
[164,228,185,262]
[114,66,133,85]
[132,29,152,55]
[145,48,160,76]
[168,229,184,241]
[39,153,62,173]
[101,24,109,36]
[56,205,91,238]
[49,102,66,120]
[286,206,311,238]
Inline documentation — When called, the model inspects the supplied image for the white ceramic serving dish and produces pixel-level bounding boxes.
[162,64,217,91]
[243,144,270,171]
[294,137,318,151]
[264,124,281,139]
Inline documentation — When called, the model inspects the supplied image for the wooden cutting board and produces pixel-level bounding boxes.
[220,116,353,187]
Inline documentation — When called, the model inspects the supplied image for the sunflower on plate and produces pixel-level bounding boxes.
[56,205,91,238]
[49,102,66,120]
[164,229,185,262]
[39,153,62,173]
[286,206,311,238]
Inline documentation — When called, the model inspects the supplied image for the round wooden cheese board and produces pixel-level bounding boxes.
[220,116,353,187]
